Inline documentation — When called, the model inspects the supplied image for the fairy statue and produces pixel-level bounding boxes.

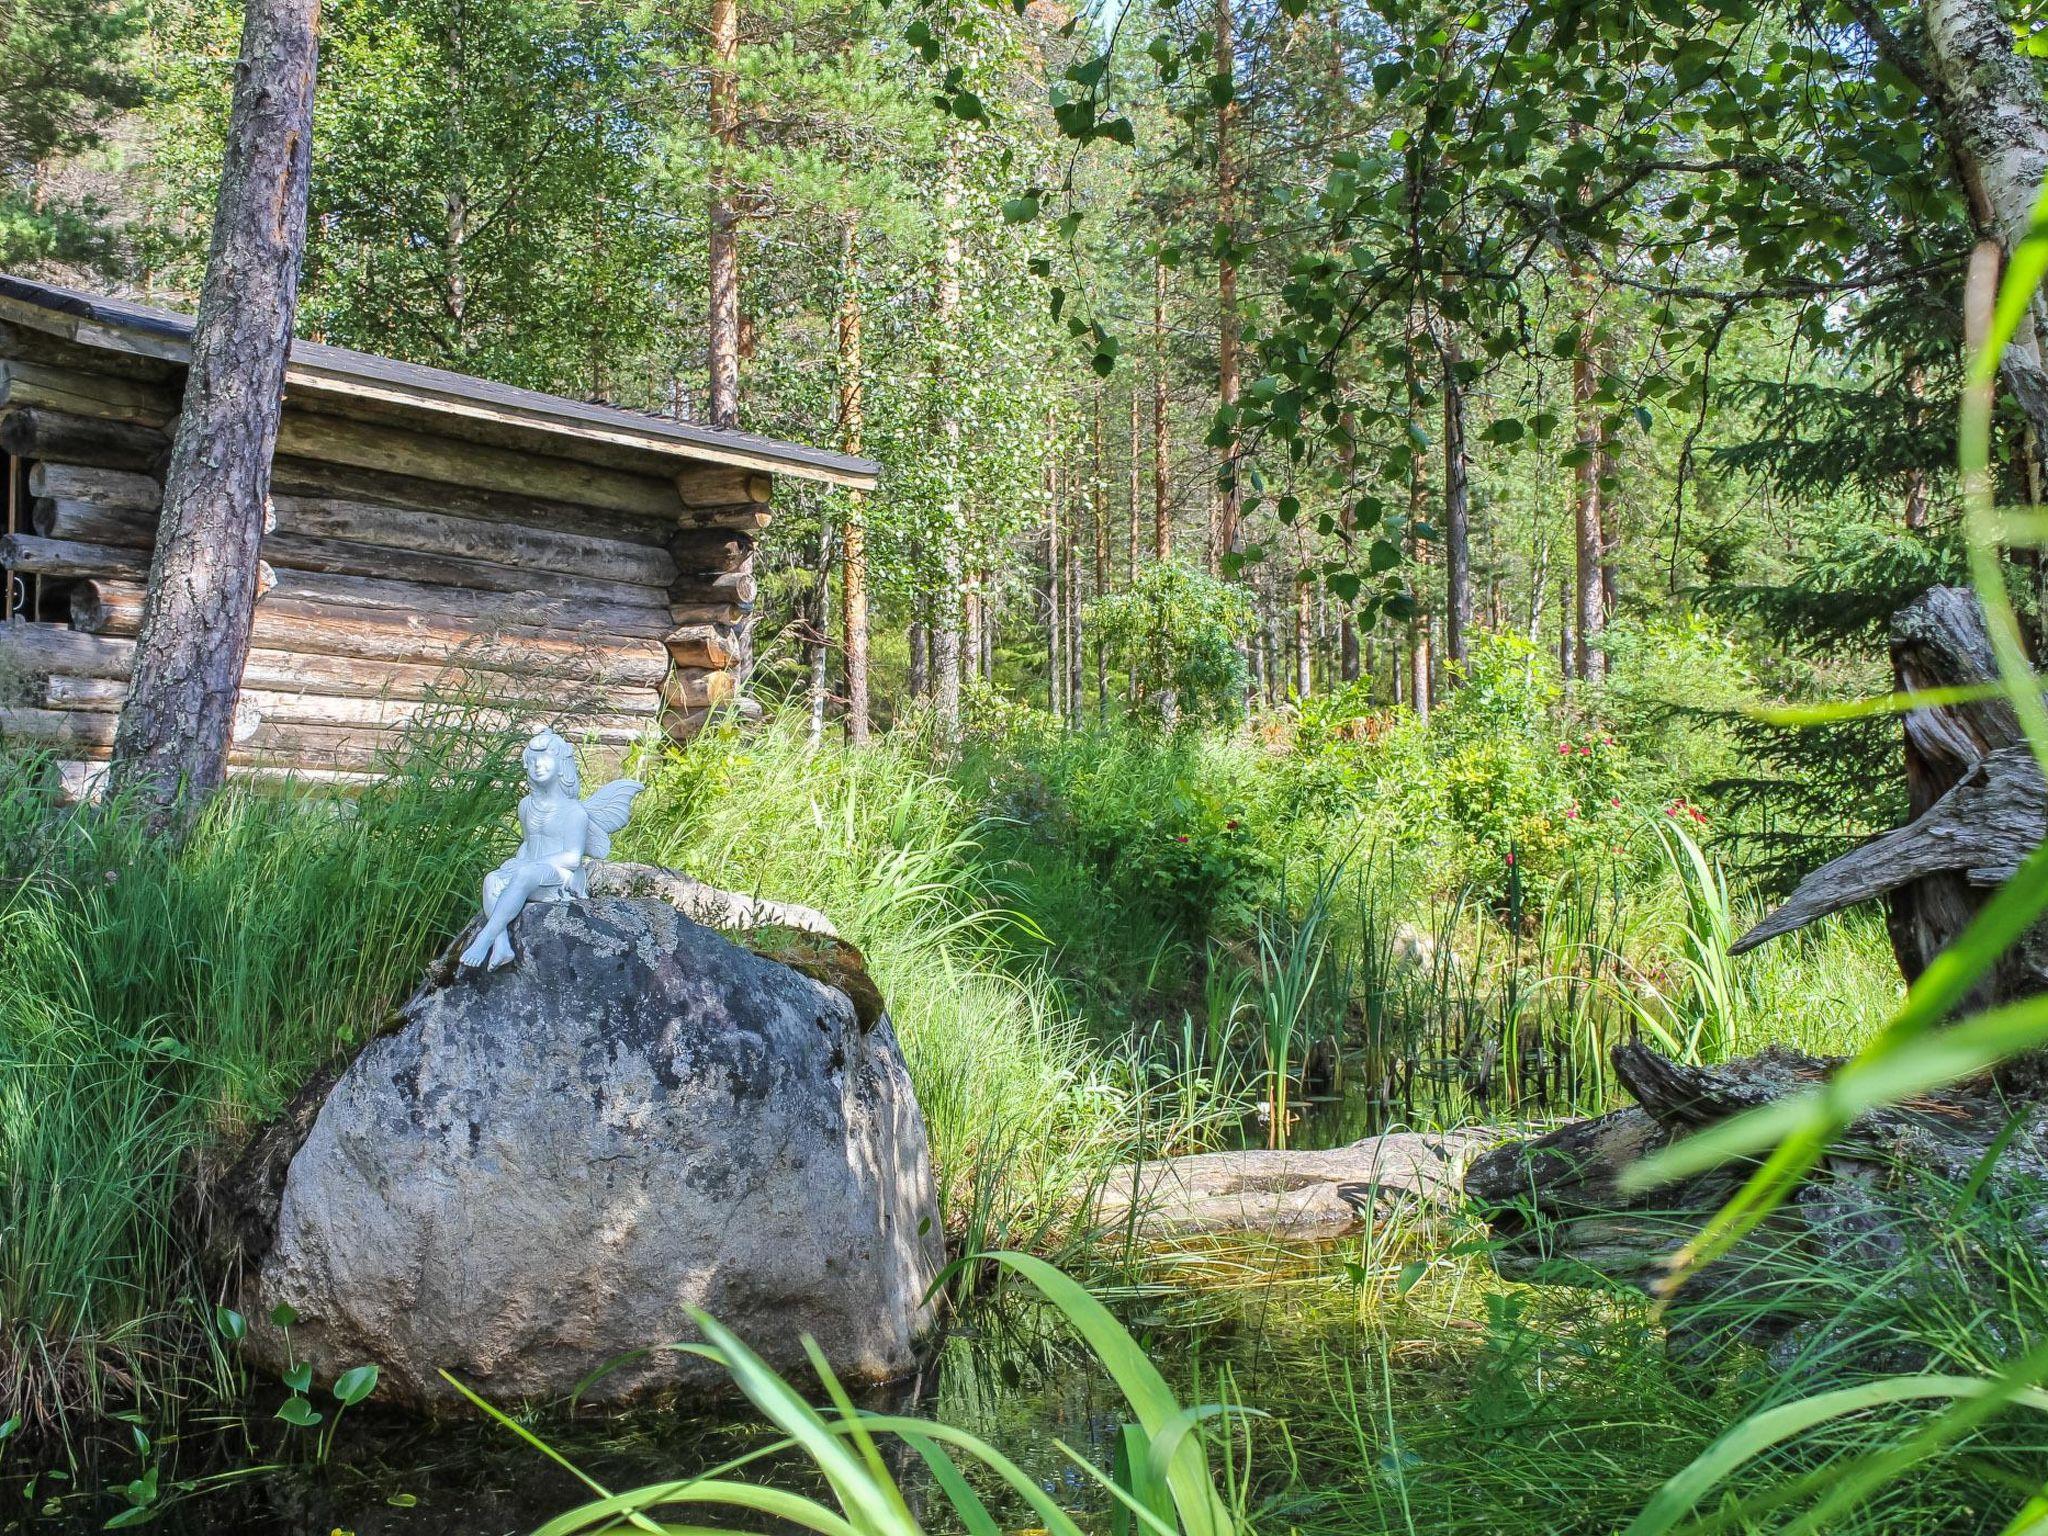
[459,729,644,971]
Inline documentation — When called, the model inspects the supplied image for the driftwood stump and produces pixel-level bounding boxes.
[1466,587,2048,1324]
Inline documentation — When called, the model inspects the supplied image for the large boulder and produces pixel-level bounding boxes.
[242,895,944,1409]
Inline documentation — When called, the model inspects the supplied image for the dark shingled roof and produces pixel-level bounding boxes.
[0,272,880,490]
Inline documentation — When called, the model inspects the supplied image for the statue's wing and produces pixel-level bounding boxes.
[580,779,644,858]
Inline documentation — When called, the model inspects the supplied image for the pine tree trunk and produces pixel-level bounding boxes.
[1339,413,1361,683]
[836,213,871,746]
[1441,332,1472,678]
[705,0,740,429]
[932,142,964,744]
[807,528,833,747]
[1066,484,1083,721]
[108,0,320,811]
[1209,0,1241,576]
[1153,257,1172,563]
[908,614,928,700]
[1047,451,1063,721]
[1127,390,1141,585]
[1092,394,1109,713]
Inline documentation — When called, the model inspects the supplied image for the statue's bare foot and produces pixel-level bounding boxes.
[486,931,516,970]
[458,932,494,970]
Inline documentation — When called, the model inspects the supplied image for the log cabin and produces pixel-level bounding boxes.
[0,274,879,788]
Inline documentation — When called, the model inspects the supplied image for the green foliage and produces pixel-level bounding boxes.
[1090,564,1255,728]
[0,0,144,269]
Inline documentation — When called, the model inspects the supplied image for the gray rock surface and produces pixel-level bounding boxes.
[1091,1130,1487,1242]
[246,896,944,1409]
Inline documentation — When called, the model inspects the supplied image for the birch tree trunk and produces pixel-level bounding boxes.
[109,0,320,811]
[1920,0,2048,445]
[1572,309,1607,685]
[1294,567,1312,699]
[1404,325,1432,719]
[705,0,740,430]
[836,214,870,746]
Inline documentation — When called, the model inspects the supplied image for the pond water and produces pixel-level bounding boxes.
[4,1270,1349,1536]
[4,1091,1433,1535]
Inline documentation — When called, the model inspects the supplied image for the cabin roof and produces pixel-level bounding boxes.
[0,273,881,492]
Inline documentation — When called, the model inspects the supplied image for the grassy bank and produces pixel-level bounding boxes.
[0,668,1903,1461]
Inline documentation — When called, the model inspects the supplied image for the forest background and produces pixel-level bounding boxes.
[3,0,1992,882]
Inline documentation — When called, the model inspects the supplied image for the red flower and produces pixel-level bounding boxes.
[1505,852,1516,866]
[1225,819,1240,830]
[1176,834,1189,843]
[1609,796,1622,808]
[1565,805,1579,819]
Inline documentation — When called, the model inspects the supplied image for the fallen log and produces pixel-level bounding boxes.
[1095,1131,1486,1243]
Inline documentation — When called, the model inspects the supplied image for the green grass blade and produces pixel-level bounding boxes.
[1625,1374,2048,1536]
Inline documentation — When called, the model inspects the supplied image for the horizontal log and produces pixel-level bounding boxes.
[29,504,668,607]
[45,675,658,737]
[269,494,675,588]
[674,467,772,510]
[268,456,677,547]
[27,463,161,510]
[660,668,736,711]
[4,619,661,715]
[0,406,168,470]
[3,704,650,770]
[0,362,177,427]
[675,502,774,531]
[669,569,758,606]
[50,758,383,803]
[275,410,683,520]
[668,599,750,627]
[4,535,671,638]
[668,528,754,577]
[0,322,182,383]
[70,582,672,687]
[664,624,739,670]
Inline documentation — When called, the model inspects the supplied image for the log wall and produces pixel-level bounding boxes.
[0,322,760,783]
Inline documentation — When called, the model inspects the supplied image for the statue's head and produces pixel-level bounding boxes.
[522,729,580,796]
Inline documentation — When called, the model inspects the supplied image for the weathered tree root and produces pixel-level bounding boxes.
[1467,586,2048,1336]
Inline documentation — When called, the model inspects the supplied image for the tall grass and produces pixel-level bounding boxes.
[0,723,518,1435]
[618,716,1232,1260]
